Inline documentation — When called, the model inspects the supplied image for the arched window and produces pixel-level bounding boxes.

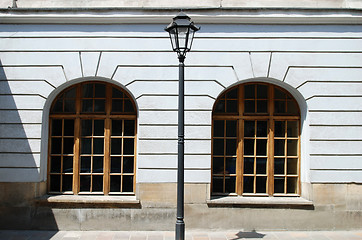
[48,81,137,195]
[212,83,300,196]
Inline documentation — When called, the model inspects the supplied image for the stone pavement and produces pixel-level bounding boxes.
[0,230,362,240]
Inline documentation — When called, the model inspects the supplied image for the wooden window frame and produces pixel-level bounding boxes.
[212,83,301,197]
[48,82,137,195]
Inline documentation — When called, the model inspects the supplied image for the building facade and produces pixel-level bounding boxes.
[0,0,362,230]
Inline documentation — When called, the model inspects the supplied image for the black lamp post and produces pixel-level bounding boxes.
[165,12,200,240]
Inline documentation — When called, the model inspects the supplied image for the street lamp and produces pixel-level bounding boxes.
[165,12,200,240]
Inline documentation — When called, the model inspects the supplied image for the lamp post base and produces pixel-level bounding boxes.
[176,219,185,240]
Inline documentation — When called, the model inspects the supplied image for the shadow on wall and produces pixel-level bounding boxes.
[0,60,58,230]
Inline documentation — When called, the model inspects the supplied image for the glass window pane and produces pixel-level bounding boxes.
[256,121,267,137]
[63,156,73,173]
[92,175,103,192]
[274,139,285,156]
[80,175,91,192]
[82,84,93,98]
[124,99,135,112]
[80,156,91,173]
[226,121,237,137]
[244,157,254,174]
[225,176,236,193]
[274,158,285,175]
[226,139,237,156]
[287,100,299,115]
[244,139,254,156]
[63,138,74,154]
[62,175,73,192]
[287,140,298,156]
[94,120,104,136]
[112,120,123,136]
[287,177,298,194]
[244,85,255,99]
[123,138,134,155]
[124,120,135,136]
[213,120,224,137]
[274,177,285,193]
[214,100,225,113]
[52,119,62,136]
[50,175,61,192]
[256,177,267,193]
[64,99,76,113]
[212,177,223,193]
[65,87,76,98]
[111,157,122,173]
[94,84,105,98]
[243,176,254,193]
[213,157,224,174]
[225,157,236,174]
[51,138,62,154]
[287,121,298,137]
[112,99,123,112]
[112,88,123,98]
[287,158,298,175]
[93,138,104,154]
[213,139,224,156]
[256,139,267,156]
[52,99,63,113]
[257,100,267,113]
[64,119,74,136]
[274,101,286,114]
[94,100,105,112]
[123,157,134,173]
[274,121,285,137]
[111,138,122,155]
[226,88,237,98]
[93,156,104,173]
[256,158,267,174]
[244,121,255,137]
[82,99,93,112]
[110,175,121,192]
[122,176,134,192]
[226,100,237,113]
[81,138,92,154]
[50,156,61,173]
[257,85,268,99]
[81,120,92,137]
[274,88,286,99]
[244,100,255,113]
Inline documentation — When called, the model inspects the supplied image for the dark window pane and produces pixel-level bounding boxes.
[256,158,267,174]
[213,139,224,156]
[112,88,123,98]
[256,139,267,156]
[111,157,122,173]
[274,158,285,175]
[226,100,237,113]
[257,100,267,113]
[287,121,298,137]
[257,85,268,99]
[123,138,134,155]
[244,100,255,113]
[112,99,123,112]
[82,84,93,98]
[64,99,76,113]
[243,176,254,193]
[94,100,105,112]
[274,101,286,114]
[257,121,267,137]
[244,121,255,137]
[225,176,236,193]
[94,120,104,136]
[274,139,285,156]
[213,157,224,174]
[124,99,135,112]
[274,177,285,193]
[124,120,135,136]
[62,175,73,192]
[82,99,93,112]
[274,121,285,137]
[64,119,74,136]
[226,157,236,174]
[51,138,62,154]
[94,84,105,98]
[287,140,298,156]
[244,139,254,155]
[52,99,63,113]
[111,138,122,155]
[80,156,91,173]
[50,156,61,173]
[274,88,286,99]
[81,138,92,154]
[63,156,73,173]
[226,139,237,156]
[122,176,134,192]
[212,177,223,193]
[81,120,92,136]
[287,100,299,115]
[214,100,225,113]
[80,175,91,192]
[244,157,254,174]
[226,88,237,98]
[64,87,76,98]
[93,156,104,173]
[123,157,134,173]
[287,177,298,194]
[112,120,123,136]
[287,158,298,175]
[52,119,62,136]
[93,175,103,192]
[213,120,224,137]
[110,175,121,192]
[63,138,74,154]
[244,85,255,99]
[256,177,267,193]
[226,121,237,137]
[50,175,61,192]
[93,138,104,154]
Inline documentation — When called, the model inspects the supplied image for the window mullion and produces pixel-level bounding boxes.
[103,85,112,195]
[267,84,274,196]
[73,85,82,195]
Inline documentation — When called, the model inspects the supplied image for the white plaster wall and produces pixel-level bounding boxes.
[0,23,362,185]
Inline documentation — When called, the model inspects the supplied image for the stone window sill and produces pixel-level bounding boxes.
[207,196,314,209]
[36,195,141,208]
